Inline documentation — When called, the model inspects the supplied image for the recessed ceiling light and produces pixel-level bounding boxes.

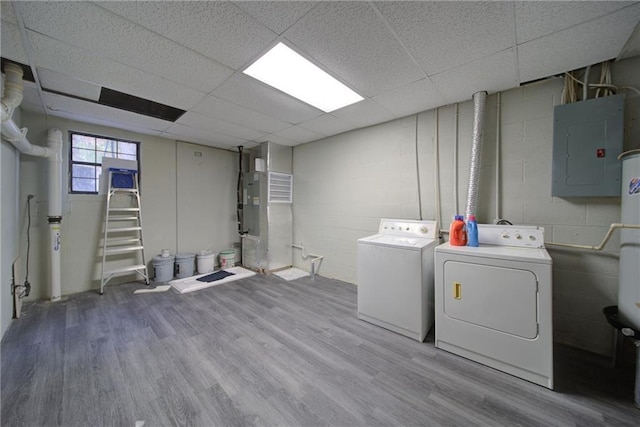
[243,42,364,113]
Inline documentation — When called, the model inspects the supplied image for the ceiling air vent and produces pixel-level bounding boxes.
[268,172,293,204]
[99,87,185,122]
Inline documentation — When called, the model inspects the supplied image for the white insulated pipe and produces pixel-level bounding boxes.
[49,223,62,301]
[47,129,63,218]
[47,129,63,301]
[1,63,52,158]
[2,62,24,114]
[2,61,63,301]
[465,91,488,220]
[1,118,52,157]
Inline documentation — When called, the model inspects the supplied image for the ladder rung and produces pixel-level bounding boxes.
[110,188,138,193]
[107,216,139,221]
[103,265,147,276]
[109,208,140,212]
[105,245,144,254]
[106,226,142,233]
[105,237,141,245]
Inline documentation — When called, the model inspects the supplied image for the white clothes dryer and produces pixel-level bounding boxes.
[435,224,553,389]
[357,219,440,342]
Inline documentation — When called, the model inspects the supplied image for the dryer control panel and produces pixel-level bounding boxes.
[378,219,439,239]
[477,224,545,248]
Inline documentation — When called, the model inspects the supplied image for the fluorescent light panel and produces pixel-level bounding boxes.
[243,42,363,113]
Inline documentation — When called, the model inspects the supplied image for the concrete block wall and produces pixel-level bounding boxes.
[293,55,640,356]
[293,116,420,282]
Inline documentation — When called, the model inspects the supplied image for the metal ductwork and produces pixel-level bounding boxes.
[465,91,488,220]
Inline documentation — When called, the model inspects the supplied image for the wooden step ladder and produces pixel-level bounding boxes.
[100,168,149,294]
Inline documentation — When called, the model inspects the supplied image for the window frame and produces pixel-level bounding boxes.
[68,131,141,194]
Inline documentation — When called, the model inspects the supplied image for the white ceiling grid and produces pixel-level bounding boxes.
[1,1,638,150]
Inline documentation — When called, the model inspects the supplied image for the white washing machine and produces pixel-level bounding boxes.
[435,224,553,389]
[357,219,440,342]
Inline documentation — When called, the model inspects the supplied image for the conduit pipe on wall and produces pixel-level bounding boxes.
[434,108,441,227]
[546,223,640,251]
[1,62,63,301]
[494,92,501,223]
[465,91,488,220]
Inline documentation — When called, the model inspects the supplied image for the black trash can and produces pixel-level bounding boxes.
[603,306,640,408]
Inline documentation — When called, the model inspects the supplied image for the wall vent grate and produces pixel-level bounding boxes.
[268,172,293,203]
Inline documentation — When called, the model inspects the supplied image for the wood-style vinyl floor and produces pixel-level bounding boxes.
[1,274,638,426]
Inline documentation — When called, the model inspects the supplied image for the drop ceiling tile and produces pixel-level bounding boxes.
[212,73,323,124]
[191,95,291,134]
[38,68,101,101]
[162,123,248,149]
[330,99,397,129]
[46,108,166,139]
[518,4,640,83]
[372,78,445,118]
[271,125,323,144]
[28,32,206,110]
[297,114,355,137]
[1,21,28,64]
[1,2,17,24]
[176,111,266,141]
[18,1,232,92]
[42,92,173,133]
[432,49,518,105]
[514,1,632,44]
[376,1,515,76]
[233,1,317,35]
[96,1,277,70]
[283,1,424,97]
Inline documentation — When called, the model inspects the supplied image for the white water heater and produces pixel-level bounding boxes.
[618,150,640,331]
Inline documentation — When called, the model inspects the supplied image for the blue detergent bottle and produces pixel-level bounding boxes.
[467,215,479,247]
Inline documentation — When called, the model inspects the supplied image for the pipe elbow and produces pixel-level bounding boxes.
[2,62,25,114]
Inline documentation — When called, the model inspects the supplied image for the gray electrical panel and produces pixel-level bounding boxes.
[552,94,624,197]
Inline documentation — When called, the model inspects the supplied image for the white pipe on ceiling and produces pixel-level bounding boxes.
[1,61,63,301]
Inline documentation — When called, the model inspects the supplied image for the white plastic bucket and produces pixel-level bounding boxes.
[175,252,195,279]
[220,250,236,269]
[152,255,174,282]
[197,250,215,274]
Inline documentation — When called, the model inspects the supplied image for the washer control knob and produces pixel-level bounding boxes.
[406,227,410,231]
[420,226,428,234]
[501,232,510,239]
[529,235,536,241]
[515,234,522,240]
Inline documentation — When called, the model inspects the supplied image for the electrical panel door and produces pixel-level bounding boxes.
[552,95,624,197]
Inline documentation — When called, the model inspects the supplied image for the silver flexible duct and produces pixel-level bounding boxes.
[465,91,488,220]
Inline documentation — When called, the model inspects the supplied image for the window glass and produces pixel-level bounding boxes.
[69,132,140,194]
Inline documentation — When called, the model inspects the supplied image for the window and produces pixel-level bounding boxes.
[69,132,140,193]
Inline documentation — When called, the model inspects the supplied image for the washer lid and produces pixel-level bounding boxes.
[359,234,437,250]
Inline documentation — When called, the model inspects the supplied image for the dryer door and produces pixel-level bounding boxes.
[443,260,538,339]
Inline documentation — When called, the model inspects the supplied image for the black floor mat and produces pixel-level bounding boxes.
[196,270,235,283]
